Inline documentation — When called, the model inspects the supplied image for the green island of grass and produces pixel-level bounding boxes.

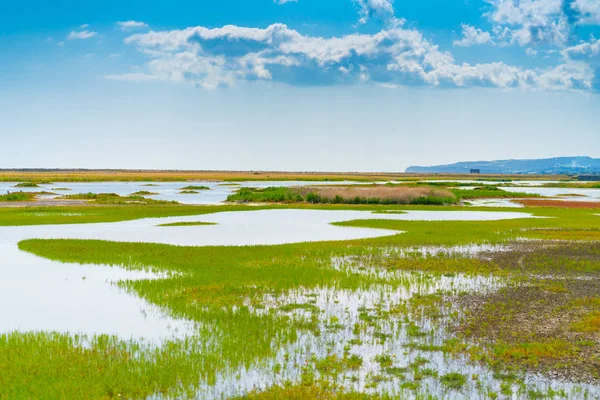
[157,221,217,227]
[13,182,41,188]
[130,191,159,196]
[180,185,210,190]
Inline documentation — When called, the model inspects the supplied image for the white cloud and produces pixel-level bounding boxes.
[117,21,148,31]
[110,22,594,92]
[353,0,402,26]
[67,30,98,40]
[484,0,569,46]
[563,37,600,58]
[573,0,600,24]
[273,0,297,4]
[525,47,538,56]
[454,24,493,46]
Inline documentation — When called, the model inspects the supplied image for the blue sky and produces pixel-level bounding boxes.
[1,0,600,171]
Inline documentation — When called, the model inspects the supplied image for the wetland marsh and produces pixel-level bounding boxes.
[1,176,600,399]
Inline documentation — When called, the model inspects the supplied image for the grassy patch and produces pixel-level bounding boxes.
[228,186,457,205]
[181,185,210,190]
[13,182,42,187]
[0,192,36,202]
[130,191,158,196]
[157,221,217,227]
[61,192,175,205]
[451,187,540,200]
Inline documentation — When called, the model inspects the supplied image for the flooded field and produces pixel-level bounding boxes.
[1,183,599,399]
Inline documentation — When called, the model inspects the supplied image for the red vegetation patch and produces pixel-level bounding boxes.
[516,199,600,209]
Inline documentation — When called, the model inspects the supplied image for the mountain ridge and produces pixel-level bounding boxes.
[405,156,600,175]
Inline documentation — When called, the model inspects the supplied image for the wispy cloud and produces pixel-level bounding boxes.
[117,20,149,31]
[67,29,97,40]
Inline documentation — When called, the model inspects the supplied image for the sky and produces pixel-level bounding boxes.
[1,0,600,171]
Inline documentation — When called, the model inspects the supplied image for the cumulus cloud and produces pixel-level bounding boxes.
[353,0,402,26]
[109,23,593,91]
[117,21,149,31]
[485,0,569,46]
[454,24,493,46]
[573,0,600,24]
[563,37,600,58]
[67,30,97,40]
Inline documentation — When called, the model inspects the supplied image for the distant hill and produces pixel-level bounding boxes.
[405,157,600,175]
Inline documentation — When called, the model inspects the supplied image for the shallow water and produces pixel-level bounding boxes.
[466,198,524,208]
[0,209,536,340]
[1,209,537,247]
[502,186,600,202]
[0,180,377,205]
[196,273,600,399]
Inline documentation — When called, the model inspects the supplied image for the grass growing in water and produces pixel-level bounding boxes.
[228,186,457,205]
[181,185,210,190]
[157,221,217,227]
[3,203,600,397]
[130,191,158,196]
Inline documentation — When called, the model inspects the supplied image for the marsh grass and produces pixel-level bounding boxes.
[130,191,158,196]
[181,185,210,190]
[228,186,457,205]
[4,203,600,397]
[14,183,39,187]
[451,187,540,200]
[157,221,217,227]
[61,192,176,205]
[0,192,36,202]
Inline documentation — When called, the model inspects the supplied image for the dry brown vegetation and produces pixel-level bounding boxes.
[0,170,569,183]
[296,185,453,203]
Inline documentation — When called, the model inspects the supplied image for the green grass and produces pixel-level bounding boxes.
[61,192,175,205]
[13,182,42,187]
[0,192,36,202]
[180,185,210,190]
[227,187,457,205]
[157,221,217,227]
[130,191,158,196]
[2,203,600,397]
[451,187,540,200]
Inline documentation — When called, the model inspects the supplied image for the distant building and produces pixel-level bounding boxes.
[470,169,481,174]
